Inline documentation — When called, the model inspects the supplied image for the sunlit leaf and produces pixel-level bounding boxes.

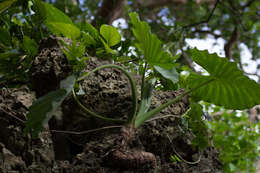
[33,1,80,39]
[46,22,80,39]
[100,24,121,47]
[42,2,73,24]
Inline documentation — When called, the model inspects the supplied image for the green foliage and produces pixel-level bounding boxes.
[81,32,97,47]
[33,1,80,39]
[207,111,260,173]
[23,36,38,57]
[100,24,121,47]
[129,12,179,82]
[0,51,21,78]
[61,39,88,73]
[41,1,72,24]
[24,75,76,138]
[80,22,100,43]
[0,0,16,14]
[136,78,155,119]
[47,22,80,39]
[187,48,260,109]
[185,101,209,149]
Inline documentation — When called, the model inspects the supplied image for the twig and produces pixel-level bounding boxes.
[0,107,26,124]
[224,0,248,31]
[183,0,220,29]
[50,125,123,135]
[224,27,239,59]
[191,29,222,38]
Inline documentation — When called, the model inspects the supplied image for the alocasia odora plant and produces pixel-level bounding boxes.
[23,5,260,171]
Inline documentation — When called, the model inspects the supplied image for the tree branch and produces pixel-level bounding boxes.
[224,27,239,59]
[92,0,127,25]
[183,0,220,29]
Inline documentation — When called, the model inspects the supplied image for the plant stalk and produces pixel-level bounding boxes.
[135,78,214,128]
[140,62,147,99]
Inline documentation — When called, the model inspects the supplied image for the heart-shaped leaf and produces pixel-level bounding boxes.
[187,48,260,109]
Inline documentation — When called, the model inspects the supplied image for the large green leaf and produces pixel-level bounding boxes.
[0,0,16,14]
[100,24,121,47]
[24,75,76,137]
[129,12,178,81]
[187,48,260,109]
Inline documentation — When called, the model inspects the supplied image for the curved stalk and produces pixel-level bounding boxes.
[74,64,138,125]
[72,89,126,123]
[135,78,215,128]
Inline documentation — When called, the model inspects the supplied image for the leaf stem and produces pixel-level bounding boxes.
[75,64,138,124]
[141,62,147,98]
[135,78,214,128]
[72,89,126,123]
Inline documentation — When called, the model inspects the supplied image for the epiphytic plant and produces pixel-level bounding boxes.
[19,2,260,171]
